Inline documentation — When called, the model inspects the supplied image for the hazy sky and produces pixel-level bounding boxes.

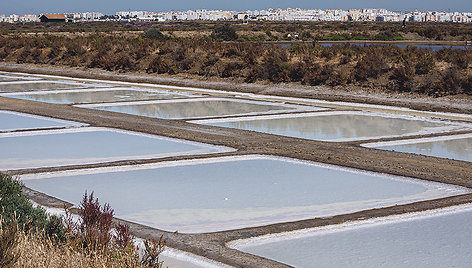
[2,0,471,15]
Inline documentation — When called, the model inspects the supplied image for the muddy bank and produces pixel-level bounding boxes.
[1,63,471,115]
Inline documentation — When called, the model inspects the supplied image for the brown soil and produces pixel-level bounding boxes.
[1,64,472,267]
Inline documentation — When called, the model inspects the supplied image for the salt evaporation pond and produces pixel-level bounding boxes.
[77,98,322,119]
[193,111,472,142]
[232,205,472,268]
[0,127,230,170]
[0,77,20,82]
[274,42,471,51]
[0,74,42,82]
[0,76,28,82]
[21,155,467,233]
[0,110,85,132]
[0,75,20,82]
[153,246,231,268]
[0,81,101,93]
[1,87,203,104]
[159,254,215,268]
[319,42,471,51]
[364,134,472,162]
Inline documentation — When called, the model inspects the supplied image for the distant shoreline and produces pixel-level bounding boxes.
[265,40,472,46]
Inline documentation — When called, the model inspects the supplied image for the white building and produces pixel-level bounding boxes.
[81,12,104,21]
[4,8,469,23]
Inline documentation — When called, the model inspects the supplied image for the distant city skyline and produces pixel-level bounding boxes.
[1,0,471,15]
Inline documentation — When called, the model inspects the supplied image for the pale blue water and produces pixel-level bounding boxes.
[88,100,295,119]
[22,157,463,233]
[0,77,21,82]
[274,42,470,51]
[0,111,81,131]
[0,74,38,82]
[238,208,472,268]
[319,42,470,51]
[202,113,456,141]
[4,89,201,104]
[0,129,226,170]
[376,137,472,162]
[0,82,90,92]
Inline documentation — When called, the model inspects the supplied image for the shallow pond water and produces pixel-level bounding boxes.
[194,111,471,141]
[158,247,231,268]
[21,155,467,233]
[364,134,472,162]
[0,77,23,82]
[0,81,102,92]
[1,88,203,104]
[232,205,472,268]
[0,127,230,170]
[319,42,471,51]
[159,254,210,268]
[274,42,471,51]
[0,78,23,82]
[0,74,42,82]
[77,98,322,119]
[0,111,85,132]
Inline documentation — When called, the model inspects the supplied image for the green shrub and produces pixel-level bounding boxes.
[0,174,65,241]
[374,31,404,41]
[211,24,238,41]
[45,215,66,243]
[142,28,167,41]
[1,174,46,230]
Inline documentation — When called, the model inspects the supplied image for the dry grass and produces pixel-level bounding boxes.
[14,230,144,268]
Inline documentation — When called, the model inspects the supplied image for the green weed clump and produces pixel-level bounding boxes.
[211,24,238,41]
[0,174,61,233]
[142,28,167,41]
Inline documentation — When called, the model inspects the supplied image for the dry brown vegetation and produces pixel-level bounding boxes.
[0,26,471,96]
[12,229,142,268]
